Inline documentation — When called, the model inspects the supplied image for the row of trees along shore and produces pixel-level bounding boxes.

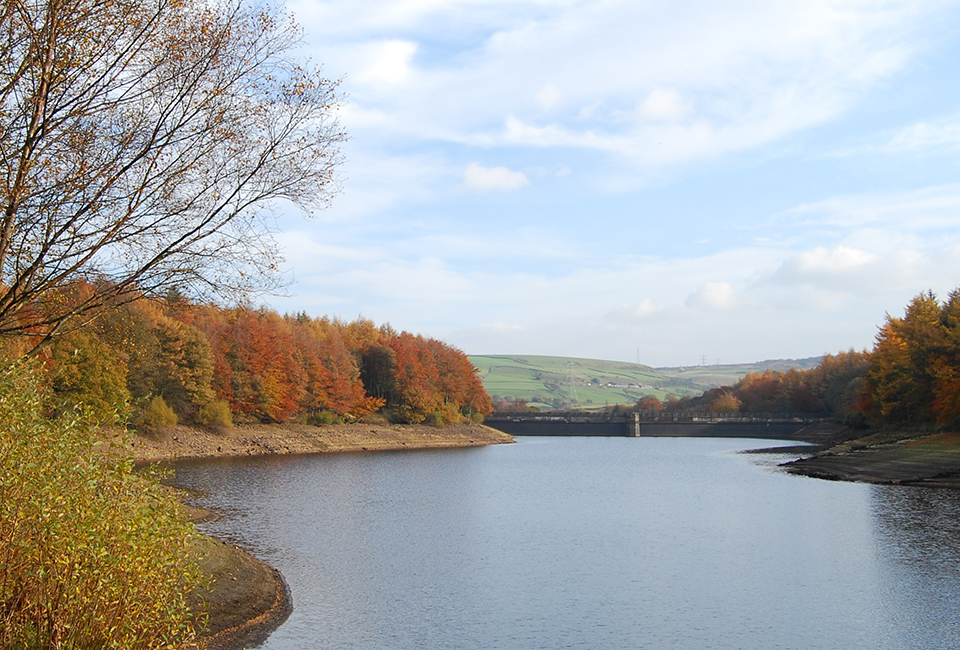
[13,287,493,429]
[611,290,960,432]
[0,0,492,643]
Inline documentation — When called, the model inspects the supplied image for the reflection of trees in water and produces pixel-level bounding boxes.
[869,486,960,648]
[871,486,960,558]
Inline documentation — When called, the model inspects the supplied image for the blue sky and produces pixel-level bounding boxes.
[264,0,960,367]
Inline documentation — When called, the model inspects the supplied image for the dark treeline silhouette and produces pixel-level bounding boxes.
[10,289,492,427]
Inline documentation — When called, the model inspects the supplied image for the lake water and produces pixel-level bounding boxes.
[171,437,960,649]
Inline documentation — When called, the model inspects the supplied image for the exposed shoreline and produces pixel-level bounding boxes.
[782,430,960,489]
[152,421,513,649]
[132,420,515,464]
[187,534,293,650]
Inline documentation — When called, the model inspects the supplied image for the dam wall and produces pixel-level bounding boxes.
[484,412,819,440]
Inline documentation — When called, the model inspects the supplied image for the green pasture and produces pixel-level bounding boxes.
[470,354,823,410]
[469,354,701,410]
[656,357,822,390]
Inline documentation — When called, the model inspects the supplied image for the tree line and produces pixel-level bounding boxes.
[6,288,492,429]
[618,289,960,431]
[0,0,358,645]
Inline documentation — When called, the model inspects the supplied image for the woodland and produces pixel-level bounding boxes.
[18,288,493,429]
[620,290,960,434]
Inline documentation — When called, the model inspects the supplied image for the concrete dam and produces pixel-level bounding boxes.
[483,412,823,440]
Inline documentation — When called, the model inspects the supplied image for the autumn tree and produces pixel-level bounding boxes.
[932,291,960,428]
[374,332,491,424]
[635,395,663,413]
[711,392,741,413]
[0,0,343,348]
[218,308,304,422]
[735,371,784,412]
[289,315,382,419]
[46,328,130,423]
[359,343,397,402]
[862,292,943,426]
[807,350,870,423]
[425,338,492,421]
[861,290,960,429]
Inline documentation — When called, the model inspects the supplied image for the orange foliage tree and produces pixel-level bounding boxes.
[862,290,960,429]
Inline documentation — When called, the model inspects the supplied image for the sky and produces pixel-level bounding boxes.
[263,0,960,367]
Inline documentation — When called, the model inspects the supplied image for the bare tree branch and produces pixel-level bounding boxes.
[0,0,344,343]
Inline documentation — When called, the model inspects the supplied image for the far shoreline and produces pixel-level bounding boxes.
[130,420,515,464]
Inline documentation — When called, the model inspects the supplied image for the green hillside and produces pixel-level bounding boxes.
[470,354,822,411]
[657,357,823,391]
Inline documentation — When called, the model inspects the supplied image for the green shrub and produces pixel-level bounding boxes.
[307,410,337,426]
[48,331,131,425]
[195,399,234,428]
[0,360,200,648]
[138,395,178,428]
[423,410,446,427]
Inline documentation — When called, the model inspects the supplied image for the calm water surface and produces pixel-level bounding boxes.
[171,437,960,649]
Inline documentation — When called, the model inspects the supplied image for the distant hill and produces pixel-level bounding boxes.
[469,354,823,411]
[656,357,823,391]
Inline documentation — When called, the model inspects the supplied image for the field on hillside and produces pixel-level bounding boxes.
[470,355,823,410]
[657,357,823,391]
[469,355,700,410]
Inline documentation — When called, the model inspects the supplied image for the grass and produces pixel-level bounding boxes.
[469,354,700,409]
[470,354,823,410]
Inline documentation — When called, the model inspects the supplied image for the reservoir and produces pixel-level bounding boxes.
[172,437,960,649]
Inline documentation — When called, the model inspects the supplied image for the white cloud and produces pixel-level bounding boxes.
[686,282,737,311]
[463,162,530,192]
[782,246,877,276]
[634,298,661,317]
[259,1,960,367]
[310,148,451,218]
[605,298,664,324]
[267,217,960,365]
[882,119,960,153]
[776,184,960,234]
[356,40,418,85]
[536,83,562,110]
[638,89,690,122]
[292,0,935,171]
[488,322,523,332]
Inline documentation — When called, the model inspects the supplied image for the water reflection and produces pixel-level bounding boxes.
[870,486,960,649]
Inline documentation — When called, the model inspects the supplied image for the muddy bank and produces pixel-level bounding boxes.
[187,534,292,650]
[132,421,514,463]
[783,431,960,488]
